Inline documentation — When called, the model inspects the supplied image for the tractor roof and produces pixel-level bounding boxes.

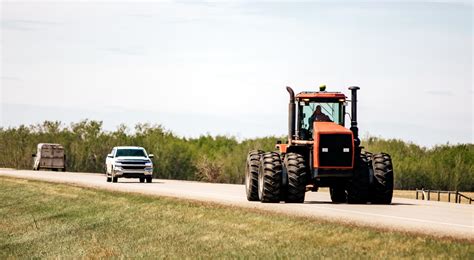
[295,91,346,99]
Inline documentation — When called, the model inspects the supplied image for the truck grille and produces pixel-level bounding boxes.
[318,134,353,167]
[120,160,148,164]
[122,165,146,170]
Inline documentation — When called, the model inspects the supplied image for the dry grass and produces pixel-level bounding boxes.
[1,177,472,258]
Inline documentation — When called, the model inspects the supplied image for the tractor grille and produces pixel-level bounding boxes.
[318,134,353,167]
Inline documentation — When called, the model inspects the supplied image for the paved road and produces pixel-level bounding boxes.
[1,168,472,240]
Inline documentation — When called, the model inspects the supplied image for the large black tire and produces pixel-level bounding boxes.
[370,153,394,204]
[139,177,145,183]
[245,150,263,201]
[330,186,346,203]
[258,152,282,203]
[284,153,307,203]
[346,153,370,204]
[112,176,118,183]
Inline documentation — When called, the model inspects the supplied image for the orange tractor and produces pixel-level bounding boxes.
[245,86,393,204]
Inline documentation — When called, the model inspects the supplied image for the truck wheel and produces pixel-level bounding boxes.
[284,153,307,203]
[346,154,370,204]
[258,152,282,203]
[370,153,394,204]
[245,150,263,201]
[112,176,118,183]
[330,186,346,203]
[139,178,145,183]
[146,176,152,183]
[106,175,112,182]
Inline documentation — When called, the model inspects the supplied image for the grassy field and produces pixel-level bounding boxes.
[1,177,472,258]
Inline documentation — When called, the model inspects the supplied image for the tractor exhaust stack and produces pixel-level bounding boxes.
[286,86,296,144]
[348,86,360,147]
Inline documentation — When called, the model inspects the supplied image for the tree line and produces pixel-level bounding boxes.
[0,120,472,191]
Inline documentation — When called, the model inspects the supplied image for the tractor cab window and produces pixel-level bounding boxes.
[297,100,344,139]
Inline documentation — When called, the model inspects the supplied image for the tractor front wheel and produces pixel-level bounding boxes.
[258,152,282,203]
[370,153,394,204]
[346,154,370,204]
[330,186,346,203]
[284,153,307,203]
[245,150,263,201]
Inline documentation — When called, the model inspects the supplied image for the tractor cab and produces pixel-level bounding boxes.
[295,87,347,140]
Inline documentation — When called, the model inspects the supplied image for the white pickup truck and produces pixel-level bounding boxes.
[105,146,154,183]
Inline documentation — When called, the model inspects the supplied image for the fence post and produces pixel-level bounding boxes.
[427,190,431,201]
[416,190,418,200]
[455,191,459,203]
[437,191,440,201]
[448,191,451,202]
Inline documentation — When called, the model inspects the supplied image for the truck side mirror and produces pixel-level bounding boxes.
[148,154,154,159]
[107,154,113,158]
[32,153,36,158]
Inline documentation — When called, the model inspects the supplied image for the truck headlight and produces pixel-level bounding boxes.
[145,167,153,172]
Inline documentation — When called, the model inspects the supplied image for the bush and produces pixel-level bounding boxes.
[0,121,472,191]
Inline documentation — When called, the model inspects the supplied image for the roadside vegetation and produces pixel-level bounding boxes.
[1,177,472,258]
[0,120,472,191]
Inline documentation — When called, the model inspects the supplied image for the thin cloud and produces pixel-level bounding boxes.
[0,76,22,81]
[99,47,145,56]
[1,19,62,31]
[425,90,454,96]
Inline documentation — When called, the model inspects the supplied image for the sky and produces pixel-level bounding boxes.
[0,0,472,147]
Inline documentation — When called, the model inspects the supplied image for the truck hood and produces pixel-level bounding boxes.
[115,156,150,161]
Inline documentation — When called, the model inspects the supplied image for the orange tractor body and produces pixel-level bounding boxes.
[245,86,394,204]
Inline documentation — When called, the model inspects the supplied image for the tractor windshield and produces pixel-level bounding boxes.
[297,100,344,139]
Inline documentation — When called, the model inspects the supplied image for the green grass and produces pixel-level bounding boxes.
[0,177,472,258]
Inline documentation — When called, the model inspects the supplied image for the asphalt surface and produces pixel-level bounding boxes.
[1,168,472,240]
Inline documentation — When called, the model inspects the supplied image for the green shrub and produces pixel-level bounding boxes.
[0,120,472,191]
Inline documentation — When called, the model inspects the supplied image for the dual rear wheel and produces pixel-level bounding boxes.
[245,151,307,203]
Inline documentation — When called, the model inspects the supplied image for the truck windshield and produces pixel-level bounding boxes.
[116,149,146,157]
